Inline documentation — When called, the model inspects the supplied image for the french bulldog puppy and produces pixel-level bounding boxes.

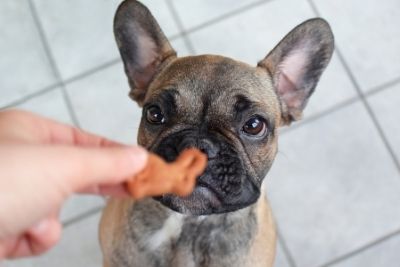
[100,1,334,266]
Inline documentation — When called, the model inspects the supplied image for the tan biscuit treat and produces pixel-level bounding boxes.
[126,148,207,199]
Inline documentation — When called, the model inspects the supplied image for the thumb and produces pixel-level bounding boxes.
[57,145,148,192]
[6,145,149,193]
[0,144,148,206]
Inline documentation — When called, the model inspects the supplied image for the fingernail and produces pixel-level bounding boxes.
[126,146,148,172]
[31,219,50,234]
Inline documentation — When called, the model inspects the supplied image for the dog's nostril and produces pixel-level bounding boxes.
[199,147,209,158]
[198,139,218,159]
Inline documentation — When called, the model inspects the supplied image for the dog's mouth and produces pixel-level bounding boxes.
[153,169,260,215]
[150,133,260,215]
[195,180,220,200]
[181,182,222,208]
[153,165,250,215]
[153,172,224,215]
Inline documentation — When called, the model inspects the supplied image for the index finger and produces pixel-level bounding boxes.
[0,110,122,147]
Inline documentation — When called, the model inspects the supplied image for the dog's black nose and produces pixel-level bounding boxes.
[178,138,219,159]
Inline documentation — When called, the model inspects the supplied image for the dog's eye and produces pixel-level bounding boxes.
[242,116,267,137]
[146,106,165,124]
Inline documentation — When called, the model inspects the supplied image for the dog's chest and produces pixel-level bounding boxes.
[111,201,256,267]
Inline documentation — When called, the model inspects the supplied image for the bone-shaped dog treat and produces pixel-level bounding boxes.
[126,148,207,199]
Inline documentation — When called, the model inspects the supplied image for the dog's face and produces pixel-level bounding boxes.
[138,56,282,214]
[114,0,334,215]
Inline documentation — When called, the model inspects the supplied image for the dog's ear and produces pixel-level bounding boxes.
[114,0,176,105]
[258,18,334,125]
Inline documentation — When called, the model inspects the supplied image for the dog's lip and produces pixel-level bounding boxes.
[195,180,222,201]
[192,185,222,206]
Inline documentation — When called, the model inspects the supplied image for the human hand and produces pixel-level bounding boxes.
[0,110,147,259]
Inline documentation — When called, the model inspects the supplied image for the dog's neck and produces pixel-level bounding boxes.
[111,198,258,267]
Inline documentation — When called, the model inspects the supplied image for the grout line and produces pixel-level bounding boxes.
[63,58,121,85]
[306,0,322,18]
[0,57,121,109]
[319,228,400,267]
[63,206,104,228]
[281,96,360,135]
[0,83,60,110]
[27,0,58,85]
[182,0,275,37]
[364,75,400,98]
[1,58,122,110]
[60,85,81,127]
[28,0,81,128]
[166,0,196,54]
[276,227,298,267]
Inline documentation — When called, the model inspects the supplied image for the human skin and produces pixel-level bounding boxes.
[0,110,148,259]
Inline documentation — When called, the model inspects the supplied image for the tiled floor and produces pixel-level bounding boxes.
[1,0,399,266]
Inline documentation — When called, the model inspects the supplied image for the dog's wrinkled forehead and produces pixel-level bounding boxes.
[145,55,281,122]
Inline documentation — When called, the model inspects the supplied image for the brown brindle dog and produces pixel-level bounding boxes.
[100,1,334,266]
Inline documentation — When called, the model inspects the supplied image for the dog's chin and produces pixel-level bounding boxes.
[154,185,223,216]
[154,184,260,216]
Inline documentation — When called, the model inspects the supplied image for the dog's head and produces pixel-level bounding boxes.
[114,0,334,215]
